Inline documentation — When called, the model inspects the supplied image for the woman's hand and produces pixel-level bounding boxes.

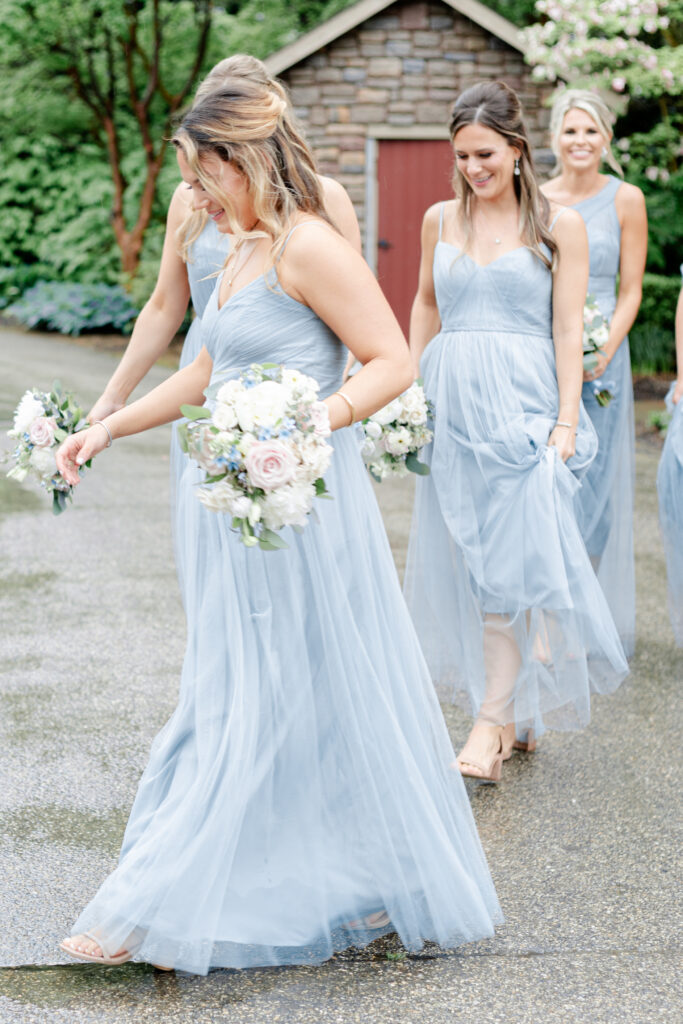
[56,424,111,486]
[548,424,576,462]
[673,378,683,406]
[87,393,124,423]
[583,348,609,382]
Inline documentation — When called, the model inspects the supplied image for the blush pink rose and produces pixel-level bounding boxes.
[245,440,298,491]
[309,401,331,437]
[28,416,57,448]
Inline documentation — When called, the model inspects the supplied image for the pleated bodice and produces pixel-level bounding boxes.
[434,242,553,338]
[186,217,229,318]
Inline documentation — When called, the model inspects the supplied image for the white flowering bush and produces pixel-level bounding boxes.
[361,381,433,481]
[523,1,680,96]
[178,363,333,550]
[6,382,89,513]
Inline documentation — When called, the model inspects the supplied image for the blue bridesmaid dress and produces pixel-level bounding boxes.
[171,218,229,600]
[572,177,636,657]
[657,383,683,646]
[68,224,502,974]
[404,205,628,740]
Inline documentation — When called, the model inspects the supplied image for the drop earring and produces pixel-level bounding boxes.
[514,158,520,176]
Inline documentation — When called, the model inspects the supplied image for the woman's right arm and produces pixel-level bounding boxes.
[87,185,193,421]
[56,346,214,485]
[409,205,441,377]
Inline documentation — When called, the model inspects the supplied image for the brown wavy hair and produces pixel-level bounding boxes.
[449,81,558,268]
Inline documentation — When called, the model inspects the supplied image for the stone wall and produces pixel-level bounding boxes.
[278,0,553,236]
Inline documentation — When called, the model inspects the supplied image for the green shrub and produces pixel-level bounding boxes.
[6,281,138,336]
[630,273,681,374]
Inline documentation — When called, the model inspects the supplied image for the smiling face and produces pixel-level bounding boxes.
[452,123,520,200]
[556,107,607,174]
[176,147,253,232]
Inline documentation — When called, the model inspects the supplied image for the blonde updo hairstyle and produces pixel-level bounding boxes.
[175,57,327,262]
[549,89,623,178]
[449,81,557,268]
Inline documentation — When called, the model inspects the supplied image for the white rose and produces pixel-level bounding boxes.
[384,426,412,456]
[13,392,46,435]
[197,479,238,514]
[261,482,314,530]
[216,379,243,405]
[237,433,256,457]
[231,496,252,519]
[370,399,402,427]
[29,446,58,479]
[213,403,238,430]
[407,407,427,426]
[361,437,378,460]
[298,438,333,480]
[364,420,382,440]
[235,381,288,433]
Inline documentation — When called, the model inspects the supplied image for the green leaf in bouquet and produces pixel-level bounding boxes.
[179,404,208,421]
[406,451,430,476]
[53,427,67,442]
[369,468,382,483]
[203,380,223,400]
[314,477,328,496]
[52,490,68,515]
[176,424,190,453]
[240,520,259,547]
[583,352,599,371]
[204,473,227,484]
[258,527,289,551]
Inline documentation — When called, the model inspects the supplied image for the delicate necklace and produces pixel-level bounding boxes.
[475,205,506,245]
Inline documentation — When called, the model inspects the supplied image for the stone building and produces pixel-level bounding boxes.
[265,0,553,329]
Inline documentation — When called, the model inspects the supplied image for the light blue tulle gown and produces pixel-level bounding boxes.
[69,225,502,974]
[171,218,229,600]
[657,383,683,645]
[404,205,628,739]
[572,176,636,657]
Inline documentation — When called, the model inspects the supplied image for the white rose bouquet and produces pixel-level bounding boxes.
[583,295,614,407]
[361,380,433,481]
[6,382,89,513]
[178,363,334,550]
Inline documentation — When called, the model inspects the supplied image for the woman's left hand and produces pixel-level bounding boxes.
[548,424,576,462]
[583,349,609,382]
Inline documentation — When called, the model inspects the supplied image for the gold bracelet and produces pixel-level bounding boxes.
[334,390,355,425]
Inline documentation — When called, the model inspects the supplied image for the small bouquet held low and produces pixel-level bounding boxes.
[360,380,433,481]
[583,295,614,407]
[178,363,333,550]
[6,382,89,513]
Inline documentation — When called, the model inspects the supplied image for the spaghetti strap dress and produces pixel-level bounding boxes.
[67,224,502,975]
[657,382,683,645]
[572,177,636,657]
[404,204,628,739]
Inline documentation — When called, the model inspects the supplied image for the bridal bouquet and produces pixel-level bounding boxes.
[6,382,88,514]
[361,381,433,481]
[583,296,613,407]
[178,363,333,550]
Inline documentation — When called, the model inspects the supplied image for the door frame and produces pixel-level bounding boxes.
[364,125,451,274]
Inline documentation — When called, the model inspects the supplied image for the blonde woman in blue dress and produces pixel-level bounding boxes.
[404,81,628,782]
[55,76,501,973]
[87,55,361,596]
[542,90,647,658]
[657,274,683,645]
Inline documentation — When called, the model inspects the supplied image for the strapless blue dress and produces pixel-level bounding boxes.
[657,383,683,646]
[68,227,501,974]
[572,177,636,657]
[404,206,628,738]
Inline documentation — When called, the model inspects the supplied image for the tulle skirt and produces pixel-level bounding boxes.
[69,426,501,974]
[657,383,683,646]
[404,328,629,737]
[577,338,636,657]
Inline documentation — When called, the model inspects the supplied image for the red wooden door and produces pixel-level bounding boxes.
[376,139,454,336]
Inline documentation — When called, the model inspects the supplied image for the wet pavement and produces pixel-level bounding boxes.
[0,326,681,1023]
